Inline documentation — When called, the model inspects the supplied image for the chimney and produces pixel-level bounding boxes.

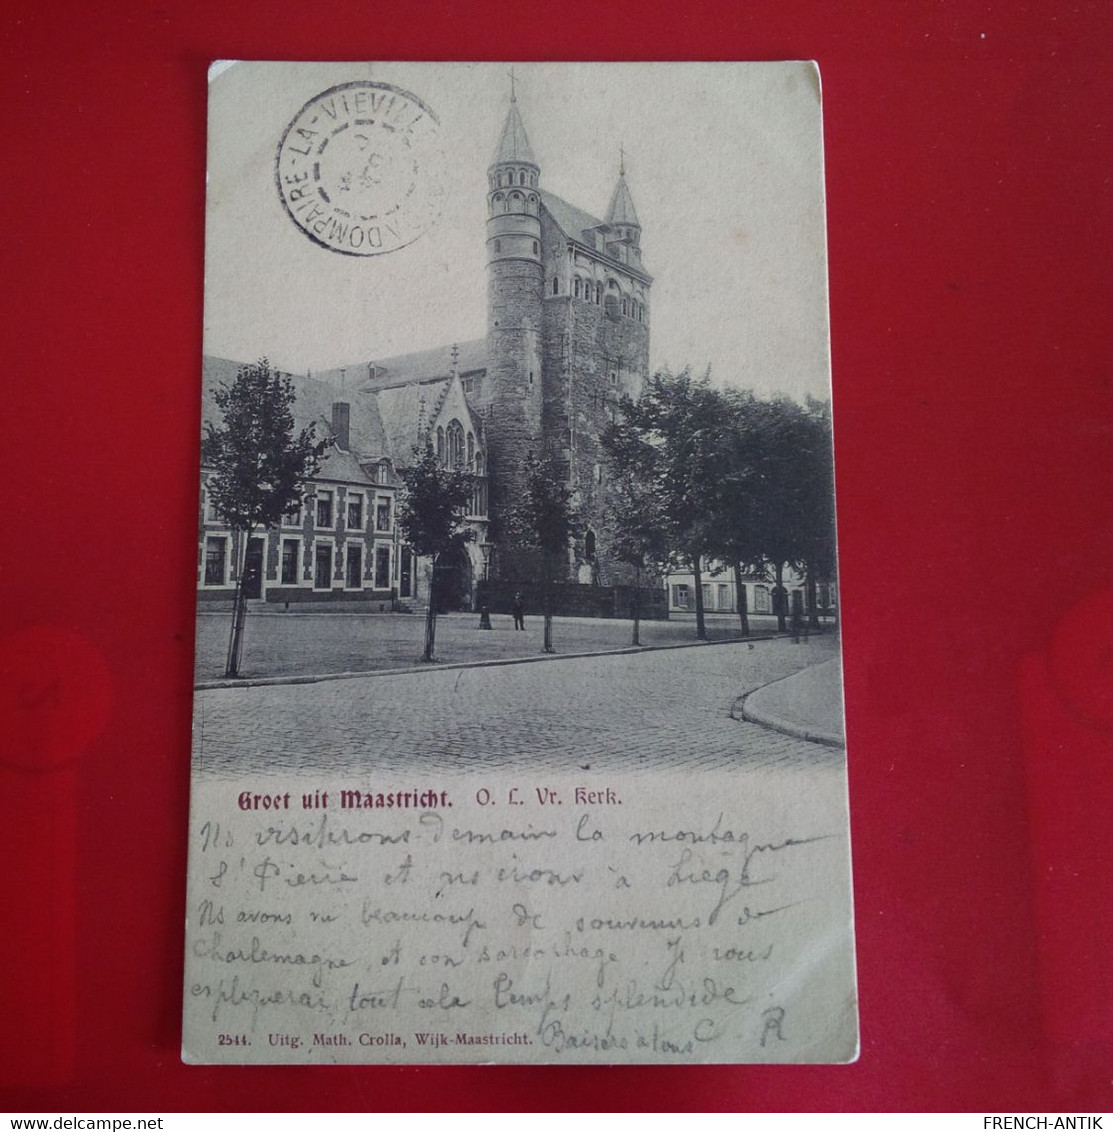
[331,402,350,451]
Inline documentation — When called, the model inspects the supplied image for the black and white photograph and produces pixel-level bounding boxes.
[184,61,857,1066]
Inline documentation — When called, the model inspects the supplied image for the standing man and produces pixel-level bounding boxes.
[511,592,525,631]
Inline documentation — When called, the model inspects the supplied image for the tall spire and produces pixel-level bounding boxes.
[606,161,641,229]
[490,80,537,169]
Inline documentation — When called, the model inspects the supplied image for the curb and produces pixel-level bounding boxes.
[732,666,845,749]
[195,631,789,691]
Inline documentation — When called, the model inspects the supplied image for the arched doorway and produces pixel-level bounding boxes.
[433,542,474,612]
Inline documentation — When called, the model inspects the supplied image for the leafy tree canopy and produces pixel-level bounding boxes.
[396,442,476,562]
[202,358,326,532]
[504,453,577,558]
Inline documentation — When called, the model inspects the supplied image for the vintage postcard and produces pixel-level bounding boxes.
[184,61,857,1064]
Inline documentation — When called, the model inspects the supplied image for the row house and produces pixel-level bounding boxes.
[197,360,405,605]
[665,561,837,621]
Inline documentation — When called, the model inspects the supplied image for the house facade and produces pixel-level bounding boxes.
[665,561,838,623]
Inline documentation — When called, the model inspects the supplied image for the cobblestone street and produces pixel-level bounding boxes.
[194,634,843,778]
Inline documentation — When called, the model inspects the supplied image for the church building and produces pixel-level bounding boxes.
[199,90,652,610]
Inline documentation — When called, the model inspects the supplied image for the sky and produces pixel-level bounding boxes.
[204,61,832,402]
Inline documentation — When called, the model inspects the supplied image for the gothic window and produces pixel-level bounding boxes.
[467,433,475,468]
[436,426,444,461]
[595,283,603,304]
[475,451,484,476]
[446,419,465,468]
[585,530,596,561]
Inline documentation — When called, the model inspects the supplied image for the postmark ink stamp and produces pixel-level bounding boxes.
[275,80,443,256]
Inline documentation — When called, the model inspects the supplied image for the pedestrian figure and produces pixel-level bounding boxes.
[511,592,525,631]
[791,605,804,644]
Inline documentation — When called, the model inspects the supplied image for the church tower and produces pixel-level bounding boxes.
[484,86,544,531]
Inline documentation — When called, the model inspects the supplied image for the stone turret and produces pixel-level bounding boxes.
[485,88,544,529]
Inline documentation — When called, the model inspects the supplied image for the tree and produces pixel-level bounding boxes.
[396,442,475,663]
[603,465,671,646]
[602,368,729,640]
[796,397,837,629]
[202,359,325,678]
[504,454,577,653]
[706,389,767,636]
[744,395,836,632]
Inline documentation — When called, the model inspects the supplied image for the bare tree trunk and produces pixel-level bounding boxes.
[422,555,438,662]
[733,560,749,636]
[542,551,555,653]
[806,569,820,629]
[692,553,707,640]
[775,560,787,632]
[632,563,642,646]
[225,527,252,678]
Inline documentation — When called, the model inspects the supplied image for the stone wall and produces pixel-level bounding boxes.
[475,579,668,621]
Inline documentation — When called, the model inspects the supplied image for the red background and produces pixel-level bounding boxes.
[2,0,1111,1113]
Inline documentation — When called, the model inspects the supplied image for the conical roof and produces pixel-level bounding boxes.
[490,98,537,168]
[605,172,640,227]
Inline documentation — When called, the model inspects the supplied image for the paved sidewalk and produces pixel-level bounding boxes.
[193,607,803,684]
[739,655,845,746]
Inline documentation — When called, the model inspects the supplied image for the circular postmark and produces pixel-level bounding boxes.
[275,81,444,256]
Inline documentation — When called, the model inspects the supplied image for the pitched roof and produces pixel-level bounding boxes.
[376,379,448,464]
[605,173,640,227]
[316,338,487,392]
[200,356,388,478]
[490,98,537,168]
[540,189,606,242]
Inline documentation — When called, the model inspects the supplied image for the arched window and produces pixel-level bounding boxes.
[533,240,539,255]
[552,276,559,295]
[573,277,581,299]
[595,283,603,304]
[519,171,527,185]
[510,192,522,207]
[585,530,596,561]
[467,432,474,468]
[494,238,501,253]
[436,426,444,461]
[475,451,484,476]
[446,419,465,468]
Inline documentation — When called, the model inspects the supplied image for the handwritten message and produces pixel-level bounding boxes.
[182,772,857,1064]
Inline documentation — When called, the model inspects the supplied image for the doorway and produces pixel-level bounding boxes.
[243,537,265,599]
